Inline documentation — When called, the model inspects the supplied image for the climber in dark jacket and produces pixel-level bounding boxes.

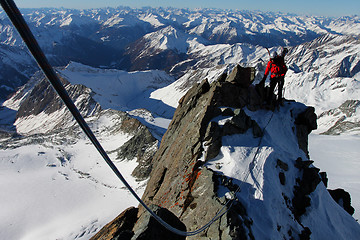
[260,47,288,106]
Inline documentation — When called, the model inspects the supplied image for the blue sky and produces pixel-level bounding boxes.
[15,0,359,17]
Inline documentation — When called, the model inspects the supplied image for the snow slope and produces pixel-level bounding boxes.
[285,34,360,112]
[205,103,360,239]
[59,62,175,114]
[59,62,176,138]
[0,110,146,240]
[1,62,175,137]
[309,134,360,220]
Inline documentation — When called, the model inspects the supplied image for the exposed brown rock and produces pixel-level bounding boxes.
[133,67,259,239]
[225,65,255,88]
[92,65,271,239]
[90,207,138,240]
[117,125,158,180]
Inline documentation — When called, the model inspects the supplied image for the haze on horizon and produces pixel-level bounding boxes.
[14,0,360,17]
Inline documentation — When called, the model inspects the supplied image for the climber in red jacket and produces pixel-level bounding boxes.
[260,47,288,106]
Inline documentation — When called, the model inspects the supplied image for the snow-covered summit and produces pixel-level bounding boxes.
[1,7,360,48]
[143,26,192,53]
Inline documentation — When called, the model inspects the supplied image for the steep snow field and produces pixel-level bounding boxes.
[0,114,146,240]
[205,104,360,239]
[60,62,175,114]
[60,62,175,138]
[309,134,360,220]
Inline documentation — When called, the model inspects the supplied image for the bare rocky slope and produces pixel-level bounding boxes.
[91,66,359,240]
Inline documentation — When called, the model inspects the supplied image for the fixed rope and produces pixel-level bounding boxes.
[0,0,274,236]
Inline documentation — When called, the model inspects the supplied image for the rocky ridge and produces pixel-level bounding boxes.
[91,66,358,240]
[317,100,360,135]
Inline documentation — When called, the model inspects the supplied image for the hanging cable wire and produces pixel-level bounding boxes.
[0,0,275,236]
[0,0,227,236]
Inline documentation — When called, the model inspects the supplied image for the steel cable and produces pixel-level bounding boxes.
[0,0,274,236]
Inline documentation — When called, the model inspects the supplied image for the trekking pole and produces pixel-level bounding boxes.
[265,47,271,58]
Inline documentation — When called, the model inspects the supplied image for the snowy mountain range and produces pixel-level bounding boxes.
[1,7,360,98]
[0,6,360,240]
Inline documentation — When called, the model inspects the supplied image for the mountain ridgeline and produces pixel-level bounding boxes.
[1,7,360,101]
[91,66,359,240]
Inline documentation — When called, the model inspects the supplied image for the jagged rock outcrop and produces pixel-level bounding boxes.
[319,172,355,216]
[12,73,102,135]
[131,205,187,240]
[17,76,101,120]
[292,158,321,220]
[294,106,317,157]
[319,100,360,135]
[91,66,261,239]
[329,189,355,216]
[92,65,358,240]
[90,207,139,240]
[116,119,158,180]
[134,66,262,240]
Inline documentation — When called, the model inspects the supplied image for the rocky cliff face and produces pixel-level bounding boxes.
[133,66,265,240]
[9,72,101,135]
[91,66,358,240]
[317,100,360,135]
